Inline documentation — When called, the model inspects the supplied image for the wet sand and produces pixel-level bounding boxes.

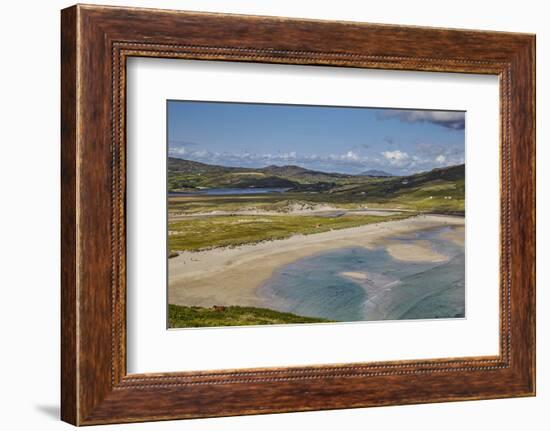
[168,214,464,308]
[340,271,370,281]
[385,240,448,262]
[439,225,465,246]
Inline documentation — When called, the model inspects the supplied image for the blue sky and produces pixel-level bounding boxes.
[168,100,465,175]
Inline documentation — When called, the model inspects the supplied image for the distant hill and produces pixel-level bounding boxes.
[167,157,353,191]
[167,157,231,175]
[361,169,394,177]
[167,157,464,207]
[168,158,296,190]
[326,164,465,213]
[262,164,351,179]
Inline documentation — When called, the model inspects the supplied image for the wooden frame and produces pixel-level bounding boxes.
[61,4,535,426]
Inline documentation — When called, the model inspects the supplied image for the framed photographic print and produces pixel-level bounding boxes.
[165,101,466,329]
[61,4,536,425]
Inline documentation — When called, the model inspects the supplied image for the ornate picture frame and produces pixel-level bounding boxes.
[61,4,535,425]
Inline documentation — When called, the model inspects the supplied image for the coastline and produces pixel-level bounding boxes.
[168,214,465,308]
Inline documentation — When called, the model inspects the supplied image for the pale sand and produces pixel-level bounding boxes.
[385,240,448,263]
[439,225,465,246]
[340,271,370,281]
[169,207,406,220]
[168,215,464,308]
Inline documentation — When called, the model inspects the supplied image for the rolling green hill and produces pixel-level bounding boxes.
[168,157,373,191]
[328,164,465,213]
[329,164,464,197]
[361,169,393,177]
[167,157,464,214]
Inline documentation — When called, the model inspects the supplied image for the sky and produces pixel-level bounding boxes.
[167,100,465,176]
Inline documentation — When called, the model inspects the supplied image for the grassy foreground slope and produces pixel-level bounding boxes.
[168,304,334,328]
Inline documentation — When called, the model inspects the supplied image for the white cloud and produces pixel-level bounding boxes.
[344,151,359,161]
[170,145,370,170]
[168,146,187,156]
[169,142,463,176]
[279,151,297,160]
[381,150,410,166]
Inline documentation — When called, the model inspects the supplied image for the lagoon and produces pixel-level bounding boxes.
[258,226,465,322]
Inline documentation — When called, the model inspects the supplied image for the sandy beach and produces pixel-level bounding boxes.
[385,240,448,262]
[168,205,408,221]
[168,214,464,308]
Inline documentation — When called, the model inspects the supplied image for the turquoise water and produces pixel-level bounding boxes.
[258,226,465,322]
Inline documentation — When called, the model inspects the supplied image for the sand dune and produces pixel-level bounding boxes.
[168,215,464,308]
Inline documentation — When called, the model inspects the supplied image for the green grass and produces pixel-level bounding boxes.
[168,304,334,328]
[168,179,464,215]
[168,171,296,190]
[168,213,412,252]
[168,193,368,215]
[167,157,364,191]
[364,179,465,213]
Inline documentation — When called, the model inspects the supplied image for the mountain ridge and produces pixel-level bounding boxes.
[361,169,394,177]
[167,157,464,200]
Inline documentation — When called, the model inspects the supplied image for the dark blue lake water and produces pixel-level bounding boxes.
[169,187,290,196]
[258,226,465,322]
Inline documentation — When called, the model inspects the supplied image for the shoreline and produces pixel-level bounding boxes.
[168,214,464,308]
[168,206,409,220]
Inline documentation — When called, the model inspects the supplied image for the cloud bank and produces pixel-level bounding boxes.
[169,140,464,176]
[380,110,465,130]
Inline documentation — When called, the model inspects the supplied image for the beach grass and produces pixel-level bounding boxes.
[168,304,334,328]
[168,178,465,216]
[167,193,367,215]
[168,212,412,252]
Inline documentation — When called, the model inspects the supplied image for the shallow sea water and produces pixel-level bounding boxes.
[258,226,465,322]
